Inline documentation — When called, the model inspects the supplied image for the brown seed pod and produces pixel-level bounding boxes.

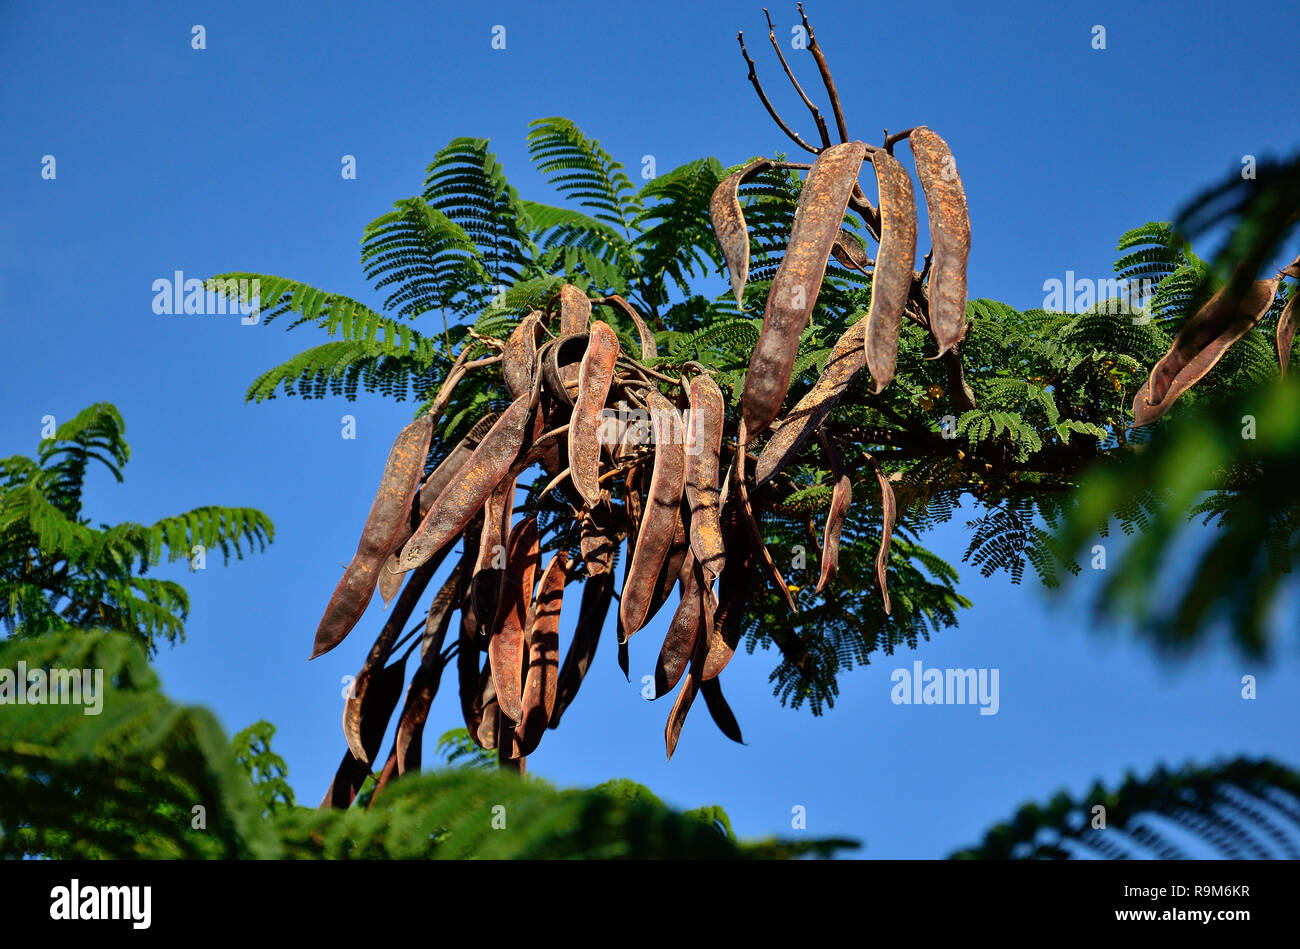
[620,392,687,637]
[700,677,744,744]
[488,516,539,723]
[397,392,534,570]
[312,413,434,659]
[654,553,704,698]
[864,149,918,391]
[394,565,466,774]
[711,158,772,306]
[1134,277,1282,427]
[569,321,621,507]
[504,311,543,399]
[600,294,658,360]
[685,374,727,586]
[476,665,500,751]
[1279,290,1299,377]
[701,521,755,682]
[541,333,590,408]
[815,431,852,594]
[1148,274,1281,406]
[580,495,616,576]
[742,140,868,438]
[830,228,872,273]
[866,451,896,614]
[472,475,516,628]
[514,551,567,756]
[559,283,592,336]
[735,425,798,612]
[647,509,690,624]
[550,569,615,729]
[665,633,706,760]
[910,127,971,356]
[320,655,409,809]
[754,317,866,487]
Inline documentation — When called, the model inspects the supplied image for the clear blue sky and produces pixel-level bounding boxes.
[3,0,1297,858]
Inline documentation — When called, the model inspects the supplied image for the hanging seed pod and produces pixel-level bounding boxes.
[457,601,486,742]
[600,294,658,360]
[559,283,592,336]
[665,634,706,760]
[701,508,756,681]
[711,158,772,306]
[580,495,616,576]
[815,432,852,594]
[1279,291,1299,377]
[685,374,727,586]
[488,516,539,723]
[504,311,543,399]
[1134,277,1282,426]
[472,475,516,628]
[541,333,590,408]
[514,552,567,756]
[700,678,744,744]
[550,569,615,728]
[648,509,690,624]
[910,127,971,356]
[742,141,868,438]
[312,413,434,659]
[866,452,896,614]
[320,655,409,809]
[754,317,866,487]
[476,665,500,751]
[1148,274,1281,406]
[735,426,798,612]
[394,566,465,773]
[569,321,621,507]
[830,228,873,273]
[864,149,918,391]
[620,392,687,636]
[398,392,534,570]
[654,554,704,698]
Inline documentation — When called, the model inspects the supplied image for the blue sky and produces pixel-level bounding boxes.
[3,0,1298,858]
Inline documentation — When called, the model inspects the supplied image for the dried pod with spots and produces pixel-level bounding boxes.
[701,522,755,681]
[514,552,567,756]
[867,452,896,614]
[394,565,466,773]
[550,570,614,728]
[830,228,872,273]
[579,495,616,576]
[569,321,621,507]
[685,374,727,586]
[665,634,706,760]
[504,311,543,399]
[755,317,866,487]
[472,475,516,628]
[864,149,918,391]
[558,283,592,336]
[910,127,971,355]
[620,392,687,636]
[711,158,772,306]
[815,432,852,594]
[488,516,539,723]
[397,392,534,570]
[312,413,434,659]
[321,655,409,809]
[1134,277,1282,426]
[654,554,704,698]
[742,141,868,438]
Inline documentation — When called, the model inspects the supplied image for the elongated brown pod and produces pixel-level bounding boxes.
[648,509,690,624]
[398,392,534,570]
[866,451,896,614]
[569,321,621,507]
[320,655,409,809]
[476,665,500,751]
[1279,290,1299,377]
[654,553,703,698]
[472,475,516,628]
[700,678,744,744]
[1148,273,1280,405]
[488,516,538,723]
[580,496,616,576]
[600,294,658,360]
[685,374,727,586]
[754,317,866,487]
[864,149,918,391]
[701,521,755,681]
[815,432,852,594]
[742,141,868,437]
[550,570,615,728]
[831,228,873,272]
[514,551,567,756]
[312,413,434,658]
[710,158,772,306]
[665,632,706,760]
[735,424,798,613]
[1134,277,1281,426]
[559,283,592,336]
[504,311,543,399]
[620,392,687,636]
[910,127,971,356]
[343,554,443,765]
[395,566,466,773]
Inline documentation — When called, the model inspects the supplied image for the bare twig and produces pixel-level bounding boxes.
[797,3,849,143]
[738,31,821,155]
[764,8,832,149]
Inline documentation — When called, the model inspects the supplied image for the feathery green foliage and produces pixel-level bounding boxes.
[951,757,1300,859]
[0,404,273,651]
